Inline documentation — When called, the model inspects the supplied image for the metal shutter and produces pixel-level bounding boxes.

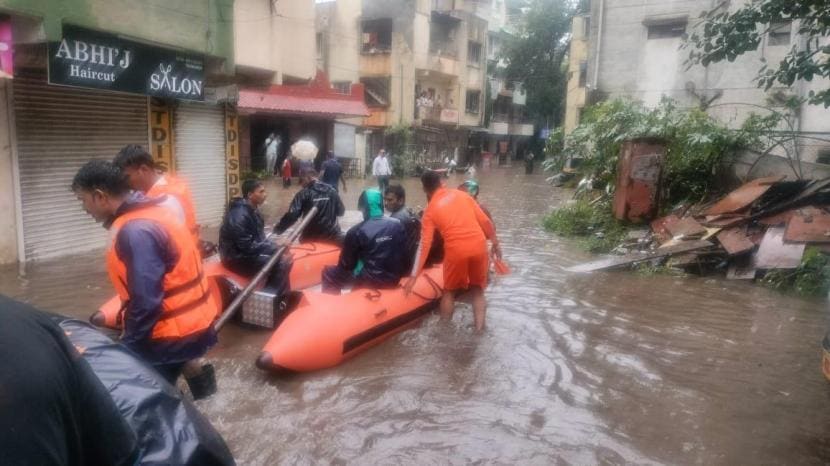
[13,74,148,261]
[174,102,226,227]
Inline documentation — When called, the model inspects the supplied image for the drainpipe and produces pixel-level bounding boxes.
[400,64,404,124]
[592,0,604,89]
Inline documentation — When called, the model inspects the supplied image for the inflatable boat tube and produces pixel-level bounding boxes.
[257,266,444,374]
[53,317,235,465]
[92,242,340,329]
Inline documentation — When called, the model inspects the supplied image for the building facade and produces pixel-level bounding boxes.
[316,0,367,176]
[576,0,830,176]
[481,0,533,165]
[359,0,489,169]
[0,0,368,265]
[0,0,235,263]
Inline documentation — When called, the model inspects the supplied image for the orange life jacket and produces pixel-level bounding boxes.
[106,204,217,340]
[148,175,199,241]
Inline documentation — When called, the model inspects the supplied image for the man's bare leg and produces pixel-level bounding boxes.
[440,291,455,321]
[470,286,486,333]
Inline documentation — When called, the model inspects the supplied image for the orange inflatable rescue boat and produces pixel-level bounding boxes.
[256,266,444,374]
[91,242,341,329]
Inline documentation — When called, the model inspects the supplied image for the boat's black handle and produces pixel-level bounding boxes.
[213,206,319,332]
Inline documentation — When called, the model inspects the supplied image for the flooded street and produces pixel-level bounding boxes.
[2,166,830,464]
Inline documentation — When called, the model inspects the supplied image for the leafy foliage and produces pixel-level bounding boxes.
[685,0,830,107]
[545,98,765,205]
[762,247,830,297]
[500,0,575,127]
[542,198,627,253]
[384,124,417,177]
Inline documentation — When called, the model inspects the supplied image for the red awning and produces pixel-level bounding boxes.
[238,71,369,118]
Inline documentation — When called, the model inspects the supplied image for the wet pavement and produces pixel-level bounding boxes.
[2,167,830,464]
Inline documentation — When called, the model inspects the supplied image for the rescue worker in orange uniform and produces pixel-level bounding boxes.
[405,170,501,332]
[72,160,218,384]
[114,144,200,243]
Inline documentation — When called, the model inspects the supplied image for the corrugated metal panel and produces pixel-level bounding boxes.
[174,102,226,227]
[14,74,148,261]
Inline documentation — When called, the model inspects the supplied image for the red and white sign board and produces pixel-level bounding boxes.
[0,16,12,79]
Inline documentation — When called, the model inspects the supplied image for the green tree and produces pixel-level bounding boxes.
[685,1,830,107]
[500,0,576,128]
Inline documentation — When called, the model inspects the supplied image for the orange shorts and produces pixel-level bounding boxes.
[442,250,489,291]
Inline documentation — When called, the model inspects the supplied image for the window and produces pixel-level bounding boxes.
[466,90,481,114]
[817,150,830,165]
[316,32,325,62]
[362,18,393,53]
[578,60,588,88]
[332,81,351,95]
[360,77,390,107]
[583,16,591,39]
[768,21,791,46]
[647,22,686,40]
[468,41,482,65]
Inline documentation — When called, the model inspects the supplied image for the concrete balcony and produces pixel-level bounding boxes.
[364,108,392,127]
[510,123,534,136]
[360,53,392,76]
[417,105,459,125]
[489,121,509,135]
[419,53,460,78]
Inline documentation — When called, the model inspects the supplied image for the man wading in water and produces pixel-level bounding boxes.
[405,170,501,332]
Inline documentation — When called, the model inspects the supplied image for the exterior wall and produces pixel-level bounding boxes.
[564,15,588,134]
[587,0,830,163]
[0,79,19,264]
[0,0,234,70]
[317,0,363,160]
[235,0,315,83]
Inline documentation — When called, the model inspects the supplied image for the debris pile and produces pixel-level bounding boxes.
[567,177,830,284]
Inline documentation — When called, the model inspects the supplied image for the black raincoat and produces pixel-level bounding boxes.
[274,180,345,243]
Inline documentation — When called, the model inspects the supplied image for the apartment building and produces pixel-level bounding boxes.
[576,0,830,177]
[359,0,489,168]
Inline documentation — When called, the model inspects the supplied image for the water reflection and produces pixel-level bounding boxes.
[1,167,829,464]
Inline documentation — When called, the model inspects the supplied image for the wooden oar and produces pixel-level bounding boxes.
[213,206,319,332]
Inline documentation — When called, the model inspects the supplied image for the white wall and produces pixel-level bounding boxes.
[235,0,316,83]
[0,79,19,264]
[590,0,830,163]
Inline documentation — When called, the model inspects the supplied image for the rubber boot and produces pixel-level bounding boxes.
[185,363,217,400]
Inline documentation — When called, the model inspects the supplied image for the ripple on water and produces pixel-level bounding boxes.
[3,169,830,464]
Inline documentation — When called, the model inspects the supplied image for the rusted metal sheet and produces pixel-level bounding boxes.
[666,217,707,239]
[783,206,830,243]
[758,210,795,226]
[754,226,805,269]
[566,240,713,273]
[716,227,755,256]
[613,139,666,222]
[705,176,784,216]
[650,215,679,243]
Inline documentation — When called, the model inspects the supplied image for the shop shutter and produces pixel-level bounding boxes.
[13,73,148,261]
[173,102,227,227]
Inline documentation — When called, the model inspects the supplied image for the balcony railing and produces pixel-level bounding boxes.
[428,41,458,58]
[417,104,459,124]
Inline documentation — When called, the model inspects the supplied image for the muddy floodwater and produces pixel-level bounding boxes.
[3,167,830,465]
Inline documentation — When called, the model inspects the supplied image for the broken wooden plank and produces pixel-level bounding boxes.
[716,227,755,256]
[758,209,795,226]
[666,217,707,239]
[650,215,680,244]
[702,213,748,227]
[754,226,805,269]
[566,240,714,273]
[727,255,757,280]
[784,206,830,243]
[705,176,785,216]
